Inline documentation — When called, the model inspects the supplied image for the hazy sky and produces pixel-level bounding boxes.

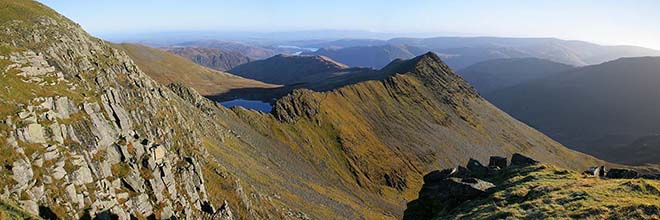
[39,0,660,49]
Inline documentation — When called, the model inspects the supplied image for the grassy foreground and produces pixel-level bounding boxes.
[438,165,660,219]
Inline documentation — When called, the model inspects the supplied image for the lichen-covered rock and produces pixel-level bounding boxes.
[24,123,46,144]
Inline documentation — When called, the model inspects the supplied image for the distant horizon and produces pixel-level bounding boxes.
[100,29,660,51]
[39,0,660,50]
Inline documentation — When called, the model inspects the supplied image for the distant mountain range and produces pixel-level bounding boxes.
[487,56,660,165]
[295,37,660,69]
[166,46,252,71]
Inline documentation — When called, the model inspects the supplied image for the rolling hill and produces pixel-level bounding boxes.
[489,56,660,165]
[166,46,252,71]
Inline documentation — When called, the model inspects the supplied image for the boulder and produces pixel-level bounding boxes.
[593,166,606,177]
[466,158,488,176]
[488,156,507,169]
[409,176,495,220]
[511,153,538,166]
[423,168,454,183]
[606,168,638,179]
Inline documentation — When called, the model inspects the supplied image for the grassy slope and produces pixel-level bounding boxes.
[113,43,279,96]
[439,164,660,219]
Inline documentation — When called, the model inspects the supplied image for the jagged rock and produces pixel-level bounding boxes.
[128,194,153,217]
[123,170,146,193]
[606,168,638,179]
[161,205,174,219]
[52,160,66,180]
[12,159,34,187]
[101,89,132,131]
[44,145,59,161]
[28,185,45,201]
[216,200,235,220]
[54,96,76,119]
[593,166,606,177]
[488,156,507,169]
[33,157,44,167]
[71,157,94,185]
[98,160,112,178]
[65,184,84,209]
[152,144,166,164]
[110,206,130,220]
[511,153,538,166]
[148,177,166,203]
[83,102,117,148]
[106,144,123,164]
[466,158,488,176]
[49,123,65,144]
[19,200,39,216]
[423,168,455,183]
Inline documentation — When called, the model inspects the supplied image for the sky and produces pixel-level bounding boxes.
[38,0,660,49]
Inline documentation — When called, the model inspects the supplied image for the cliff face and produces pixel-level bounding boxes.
[0,2,233,219]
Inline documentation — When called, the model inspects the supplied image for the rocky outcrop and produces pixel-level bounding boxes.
[403,154,536,220]
[271,89,321,123]
[511,153,539,166]
[582,166,659,180]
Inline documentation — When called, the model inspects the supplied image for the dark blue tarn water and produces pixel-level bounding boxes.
[220,99,273,112]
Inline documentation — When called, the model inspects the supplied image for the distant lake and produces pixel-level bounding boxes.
[220,99,273,112]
